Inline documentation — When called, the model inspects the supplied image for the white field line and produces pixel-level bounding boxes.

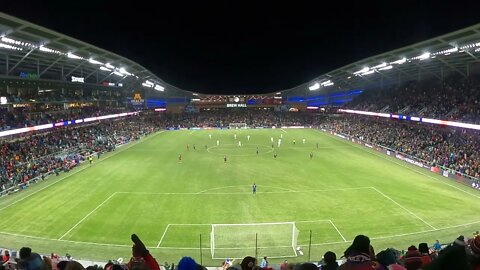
[189,130,195,134]
[156,224,170,248]
[196,185,296,194]
[116,186,371,196]
[318,130,480,200]
[328,220,347,242]
[0,131,164,213]
[58,192,117,240]
[370,187,437,230]
[281,129,287,133]
[2,219,480,249]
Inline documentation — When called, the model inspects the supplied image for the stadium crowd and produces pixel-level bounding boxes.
[321,115,480,179]
[1,233,480,270]
[161,109,319,129]
[349,77,480,124]
[0,107,130,131]
[0,115,160,194]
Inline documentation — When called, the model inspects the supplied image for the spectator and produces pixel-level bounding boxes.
[339,234,378,270]
[402,246,422,270]
[260,257,268,269]
[240,256,256,270]
[320,251,338,270]
[418,243,432,267]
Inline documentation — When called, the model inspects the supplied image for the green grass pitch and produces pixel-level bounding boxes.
[1,128,479,264]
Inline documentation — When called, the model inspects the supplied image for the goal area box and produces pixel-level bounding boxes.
[210,222,299,259]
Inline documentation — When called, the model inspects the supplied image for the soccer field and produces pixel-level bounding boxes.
[1,128,480,264]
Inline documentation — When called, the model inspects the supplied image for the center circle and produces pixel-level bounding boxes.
[207,143,274,156]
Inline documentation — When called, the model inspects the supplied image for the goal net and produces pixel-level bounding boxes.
[229,122,248,129]
[210,222,300,259]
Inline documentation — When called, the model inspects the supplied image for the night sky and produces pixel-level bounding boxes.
[3,0,480,94]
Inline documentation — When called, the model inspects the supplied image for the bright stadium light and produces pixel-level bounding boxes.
[372,62,387,69]
[378,65,393,71]
[142,82,153,88]
[39,46,62,54]
[112,71,124,77]
[105,63,115,69]
[100,66,112,71]
[353,67,369,74]
[320,80,334,87]
[415,52,430,60]
[67,52,82,59]
[308,82,320,91]
[89,58,104,65]
[118,67,132,76]
[1,37,35,47]
[154,85,165,91]
[390,58,406,65]
[361,70,375,75]
[145,80,154,86]
[0,42,23,51]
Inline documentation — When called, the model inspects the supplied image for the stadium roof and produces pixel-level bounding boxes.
[0,12,190,96]
[2,11,480,99]
[285,23,480,96]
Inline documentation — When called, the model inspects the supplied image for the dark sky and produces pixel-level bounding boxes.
[3,0,480,94]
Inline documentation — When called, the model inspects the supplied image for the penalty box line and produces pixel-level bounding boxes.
[155,220,342,248]
[368,187,437,230]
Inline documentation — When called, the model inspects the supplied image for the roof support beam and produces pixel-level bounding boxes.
[99,72,114,83]
[64,60,87,78]
[84,68,99,80]
[39,55,64,76]
[436,58,467,77]
[8,48,35,74]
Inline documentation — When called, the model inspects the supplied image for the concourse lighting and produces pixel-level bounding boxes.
[112,71,124,77]
[142,82,153,88]
[89,58,104,65]
[154,85,165,91]
[105,63,115,69]
[100,66,112,71]
[308,82,320,91]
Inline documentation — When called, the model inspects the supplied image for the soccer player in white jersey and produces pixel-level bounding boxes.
[270,137,274,143]
[238,141,242,147]
[302,138,306,144]
[277,138,281,147]
[209,134,212,139]
[234,134,237,140]
[216,140,220,146]
[247,135,250,141]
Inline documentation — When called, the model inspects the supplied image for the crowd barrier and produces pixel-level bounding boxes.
[322,128,480,191]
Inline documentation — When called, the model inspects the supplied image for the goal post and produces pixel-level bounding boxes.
[210,222,300,259]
